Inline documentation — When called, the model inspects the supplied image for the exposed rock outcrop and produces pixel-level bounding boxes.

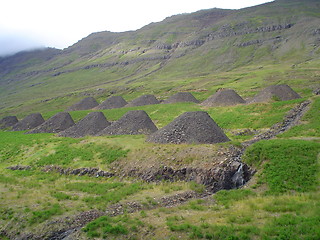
[42,165,114,178]
[6,165,31,171]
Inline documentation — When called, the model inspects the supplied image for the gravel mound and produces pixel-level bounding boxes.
[12,113,45,131]
[125,95,160,107]
[66,97,99,111]
[147,111,230,144]
[97,110,158,136]
[162,92,200,104]
[58,112,111,138]
[95,96,128,110]
[26,112,75,134]
[0,116,18,129]
[251,84,301,103]
[201,89,245,107]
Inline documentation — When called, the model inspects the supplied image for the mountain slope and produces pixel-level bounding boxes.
[0,0,319,117]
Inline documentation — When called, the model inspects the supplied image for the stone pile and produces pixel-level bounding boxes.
[201,89,246,107]
[66,97,98,111]
[26,112,75,134]
[163,92,199,104]
[58,112,110,138]
[147,111,230,144]
[97,110,157,135]
[12,113,44,131]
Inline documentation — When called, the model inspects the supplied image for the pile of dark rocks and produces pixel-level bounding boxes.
[26,112,75,134]
[58,112,110,138]
[147,111,230,144]
[97,110,158,135]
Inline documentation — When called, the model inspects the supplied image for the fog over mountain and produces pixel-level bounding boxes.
[0,30,44,57]
[0,0,272,57]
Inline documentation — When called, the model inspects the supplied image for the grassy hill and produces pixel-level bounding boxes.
[0,0,319,239]
[0,0,319,118]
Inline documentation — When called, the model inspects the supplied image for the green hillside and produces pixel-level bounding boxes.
[0,0,319,117]
[0,0,319,239]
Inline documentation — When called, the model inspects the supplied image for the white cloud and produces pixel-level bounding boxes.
[0,0,273,56]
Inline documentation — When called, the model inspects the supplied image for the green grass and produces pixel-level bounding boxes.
[279,97,320,138]
[244,139,320,194]
[0,86,318,239]
[214,189,257,206]
[82,215,144,238]
[29,203,63,224]
[0,131,129,169]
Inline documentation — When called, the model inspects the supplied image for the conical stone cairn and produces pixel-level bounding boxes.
[12,113,45,131]
[162,92,200,104]
[0,116,18,129]
[250,84,301,103]
[26,112,75,134]
[201,89,245,107]
[66,97,99,111]
[97,110,158,136]
[147,111,230,144]
[95,96,128,110]
[125,95,160,107]
[58,112,111,138]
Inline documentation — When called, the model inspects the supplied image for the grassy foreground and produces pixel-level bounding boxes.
[0,97,319,239]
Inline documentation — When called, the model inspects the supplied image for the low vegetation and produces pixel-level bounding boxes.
[0,95,319,239]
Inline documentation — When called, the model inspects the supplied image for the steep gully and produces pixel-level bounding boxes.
[8,100,310,240]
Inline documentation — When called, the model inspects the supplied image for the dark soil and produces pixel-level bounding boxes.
[162,92,200,104]
[147,111,230,144]
[125,94,160,107]
[94,96,128,109]
[250,84,301,103]
[26,112,75,134]
[66,97,98,111]
[201,89,246,107]
[58,112,110,138]
[96,110,158,136]
[0,116,18,129]
[12,113,44,131]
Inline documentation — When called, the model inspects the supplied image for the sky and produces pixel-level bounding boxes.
[0,0,273,57]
